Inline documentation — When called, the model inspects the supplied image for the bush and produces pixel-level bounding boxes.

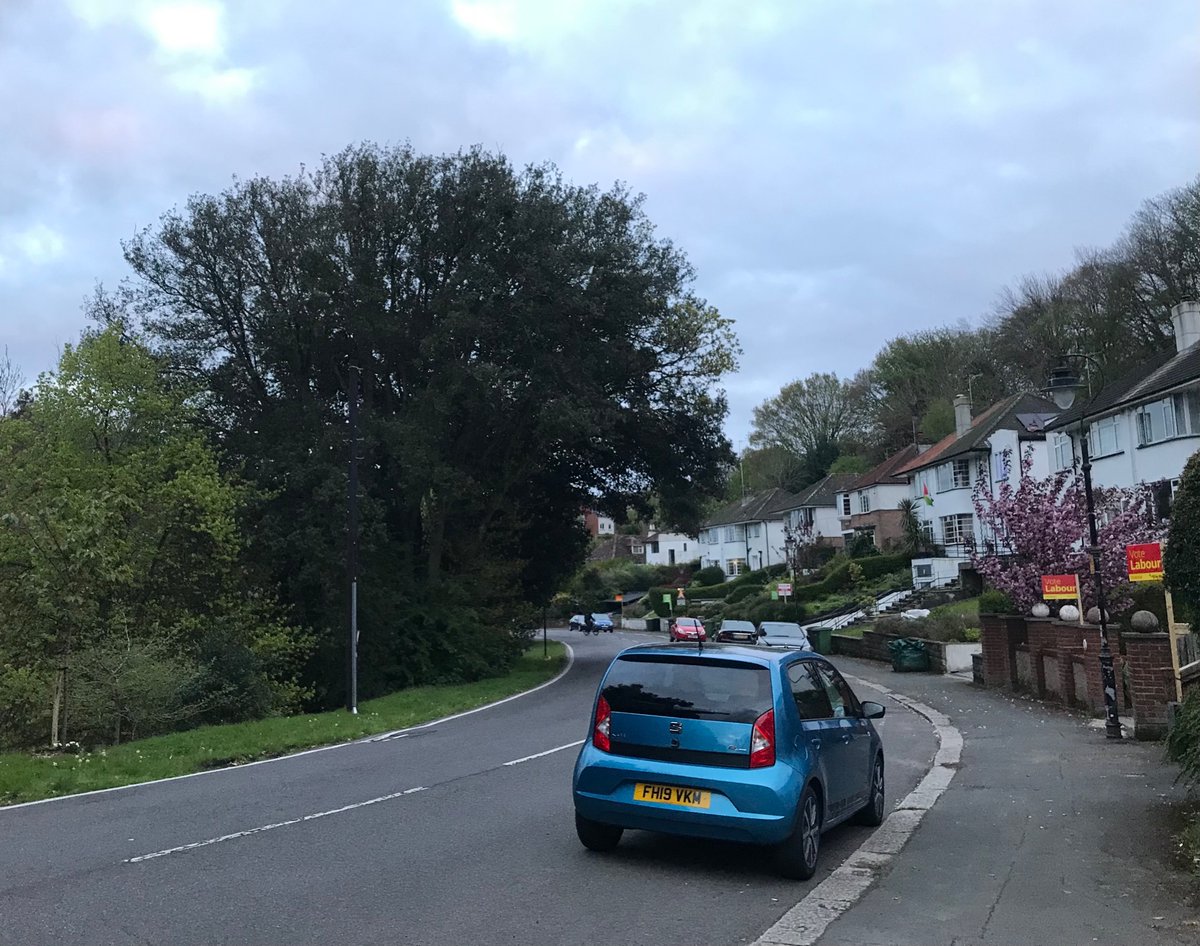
[979,589,1016,614]
[0,664,49,749]
[692,565,727,587]
[875,613,973,642]
[746,600,807,624]
[1167,688,1200,788]
[726,584,760,605]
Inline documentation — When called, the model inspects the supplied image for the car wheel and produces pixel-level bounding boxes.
[575,812,623,852]
[774,783,822,880]
[853,754,885,827]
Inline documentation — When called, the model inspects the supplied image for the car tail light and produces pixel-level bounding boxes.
[593,695,611,752]
[749,708,775,768]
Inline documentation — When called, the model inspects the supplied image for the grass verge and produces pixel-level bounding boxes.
[0,642,567,807]
[931,596,981,620]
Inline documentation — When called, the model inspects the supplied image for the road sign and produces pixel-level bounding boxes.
[1041,575,1079,600]
[777,582,793,597]
[1126,543,1164,583]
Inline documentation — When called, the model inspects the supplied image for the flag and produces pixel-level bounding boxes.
[922,482,934,507]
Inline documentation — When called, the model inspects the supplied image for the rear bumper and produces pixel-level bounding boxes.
[572,745,804,845]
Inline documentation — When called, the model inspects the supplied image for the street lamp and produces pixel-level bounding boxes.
[1044,357,1122,740]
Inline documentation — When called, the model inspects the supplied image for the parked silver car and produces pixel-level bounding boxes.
[757,621,812,650]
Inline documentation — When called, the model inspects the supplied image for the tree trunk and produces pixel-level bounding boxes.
[50,668,64,748]
[426,493,447,584]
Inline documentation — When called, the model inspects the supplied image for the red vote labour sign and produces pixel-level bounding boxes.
[1041,574,1079,600]
[1126,543,1164,583]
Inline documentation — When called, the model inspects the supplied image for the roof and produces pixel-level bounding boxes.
[893,392,1060,476]
[616,641,830,665]
[702,488,799,528]
[1045,344,1199,431]
[765,473,860,514]
[851,445,924,490]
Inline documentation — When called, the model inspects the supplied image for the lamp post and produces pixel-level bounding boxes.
[1044,359,1122,739]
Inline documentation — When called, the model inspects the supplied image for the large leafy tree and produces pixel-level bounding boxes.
[122,143,737,701]
[0,328,310,746]
[1165,448,1200,622]
[750,372,862,486]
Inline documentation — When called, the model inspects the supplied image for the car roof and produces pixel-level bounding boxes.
[614,641,825,667]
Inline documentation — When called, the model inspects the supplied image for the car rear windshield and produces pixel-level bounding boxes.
[761,623,804,636]
[721,621,755,632]
[602,654,772,723]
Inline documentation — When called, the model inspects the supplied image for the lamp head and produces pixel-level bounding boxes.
[1044,362,1083,411]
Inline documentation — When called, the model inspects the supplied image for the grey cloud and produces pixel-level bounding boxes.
[0,0,1196,437]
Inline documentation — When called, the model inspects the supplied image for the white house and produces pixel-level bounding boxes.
[697,488,795,577]
[894,392,1058,588]
[643,531,698,568]
[1045,300,1200,519]
[776,473,861,551]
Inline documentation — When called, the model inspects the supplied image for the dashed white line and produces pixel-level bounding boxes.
[125,786,428,864]
[502,740,585,766]
[752,675,962,946]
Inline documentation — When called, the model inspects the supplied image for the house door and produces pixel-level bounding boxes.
[668,549,676,565]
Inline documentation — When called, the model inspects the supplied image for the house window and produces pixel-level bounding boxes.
[940,513,974,547]
[841,493,851,516]
[747,523,761,539]
[915,563,933,579]
[1084,414,1122,455]
[1052,433,1074,472]
[726,558,747,577]
[858,491,871,513]
[936,459,970,491]
[706,530,718,545]
[1137,391,1200,445]
[631,544,644,555]
[649,541,659,554]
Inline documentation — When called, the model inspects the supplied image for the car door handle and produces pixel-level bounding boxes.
[809,738,822,751]
[840,734,853,744]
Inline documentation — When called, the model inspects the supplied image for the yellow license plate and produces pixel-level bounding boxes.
[634,782,711,809]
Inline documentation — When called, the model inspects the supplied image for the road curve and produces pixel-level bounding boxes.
[0,631,937,946]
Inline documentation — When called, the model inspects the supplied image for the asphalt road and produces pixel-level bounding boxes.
[0,631,936,946]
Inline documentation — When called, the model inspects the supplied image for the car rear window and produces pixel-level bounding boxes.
[602,654,772,723]
[761,623,804,636]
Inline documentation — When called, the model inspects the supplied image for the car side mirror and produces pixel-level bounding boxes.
[757,628,767,637]
[860,701,886,720]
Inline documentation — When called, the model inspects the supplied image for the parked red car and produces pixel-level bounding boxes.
[668,617,707,642]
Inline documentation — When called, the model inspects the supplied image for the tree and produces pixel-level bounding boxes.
[858,328,1010,454]
[0,327,310,746]
[1165,448,1200,622]
[0,347,22,418]
[969,448,1161,612]
[122,143,738,702]
[750,372,862,485]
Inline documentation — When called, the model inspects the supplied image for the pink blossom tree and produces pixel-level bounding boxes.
[969,448,1163,613]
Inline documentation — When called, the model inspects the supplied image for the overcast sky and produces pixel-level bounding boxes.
[1,0,1197,438]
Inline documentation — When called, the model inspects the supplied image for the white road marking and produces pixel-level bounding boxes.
[752,675,962,946]
[125,786,428,864]
[502,740,585,766]
[1,642,575,814]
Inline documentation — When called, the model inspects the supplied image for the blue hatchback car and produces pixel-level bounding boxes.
[572,643,886,879]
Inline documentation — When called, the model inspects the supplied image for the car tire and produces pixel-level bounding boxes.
[774,783,822,880]
[575,812,623,852]
[852,754,885,827]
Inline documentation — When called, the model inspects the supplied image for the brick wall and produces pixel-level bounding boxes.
[980,613,1027,689]
[1026,618,1060,701]
[1125,633,1174,740]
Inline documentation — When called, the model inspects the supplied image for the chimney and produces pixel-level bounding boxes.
[1170,301,1200,353]
[953,395,972,438]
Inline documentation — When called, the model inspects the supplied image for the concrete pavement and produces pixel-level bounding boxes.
[813,658,1199,946]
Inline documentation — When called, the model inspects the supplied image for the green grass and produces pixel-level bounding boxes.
[0,642,566,807]
[931,597,981,620]
[833,626,865,639]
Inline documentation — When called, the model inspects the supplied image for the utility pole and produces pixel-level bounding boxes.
[347,365,360,714]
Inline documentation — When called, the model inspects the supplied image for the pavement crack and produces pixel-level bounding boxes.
[981,816,1029,937]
